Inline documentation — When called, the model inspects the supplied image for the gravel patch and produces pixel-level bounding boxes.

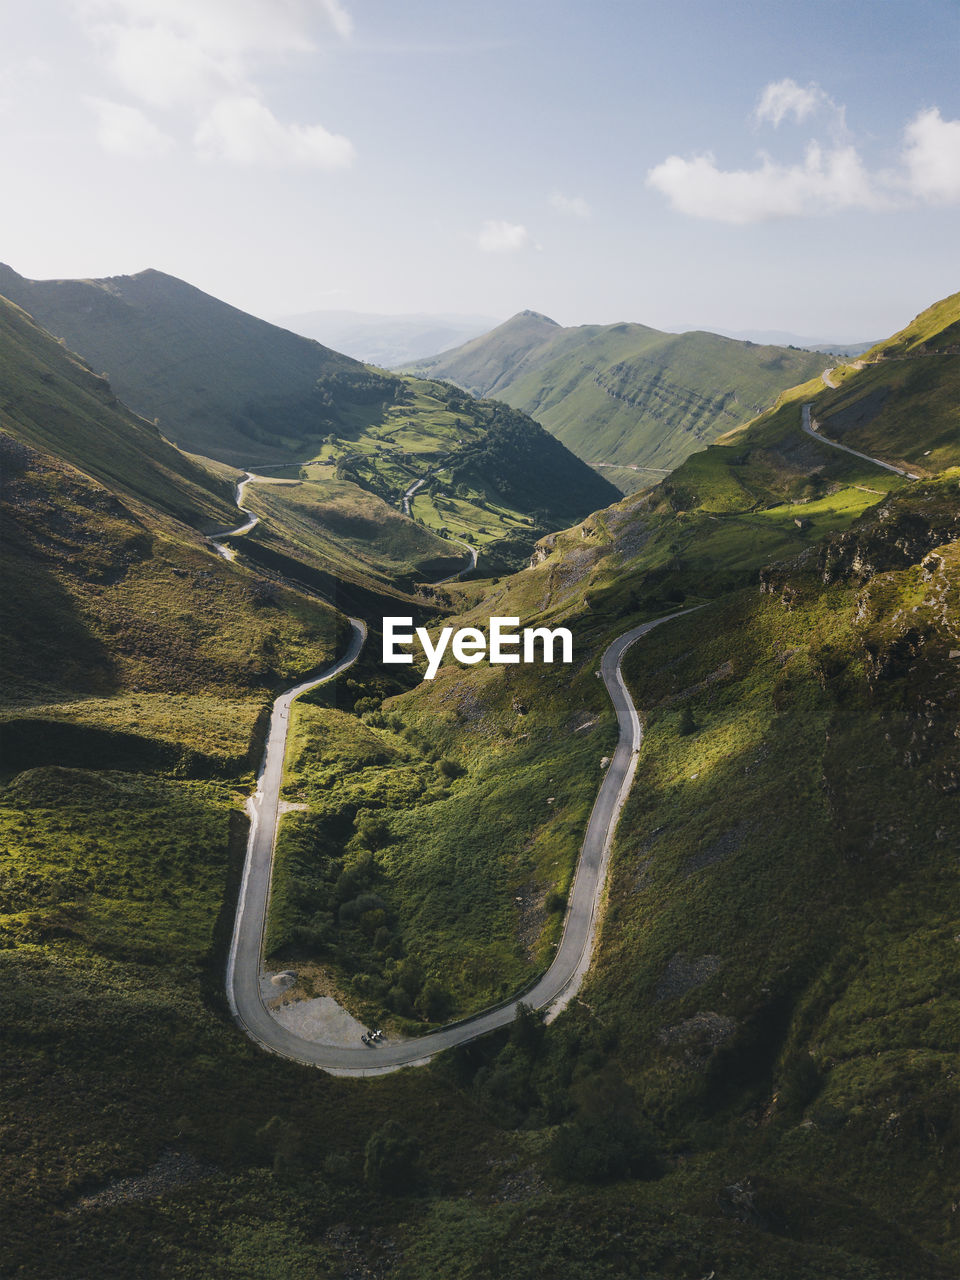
[655,952,723,1000]
[270,995,370,1047]
[68,1150,215,1214]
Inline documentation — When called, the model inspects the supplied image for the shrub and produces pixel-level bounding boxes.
[363,1120,422,1193]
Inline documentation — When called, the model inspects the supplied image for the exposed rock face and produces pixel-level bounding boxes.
[818,508,960,586]
[657,1011,738,1068]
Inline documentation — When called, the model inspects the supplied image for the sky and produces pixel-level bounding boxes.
[1,0,958,341]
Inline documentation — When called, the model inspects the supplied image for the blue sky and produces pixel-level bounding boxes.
[1,0,958,340]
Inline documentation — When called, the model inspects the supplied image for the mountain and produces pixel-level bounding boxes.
[0,267,616,563]
[0,293,348,718]
[274,309,500,367]
[294,289,958,1273]
[405,312,828,481]
[0,294,235,529]
[4,288,959,1280]
[770,289,960,475]
[0,263,382,467]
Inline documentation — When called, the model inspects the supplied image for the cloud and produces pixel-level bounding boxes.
[98,22,239,107]
[72,0,356,168]
[753,79,831,128]
[318,0,353,39]
[901,107,960,204]
[647,142,885,224]
[194,96,354,168]
[476,220,531,252]
[549,191,591,218]
[648,81,960,223]
[88,96,175,155]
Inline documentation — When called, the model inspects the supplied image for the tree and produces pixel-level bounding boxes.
[548,1066,662,1183]
[363,1120,421,1193]
[678,705,698,736]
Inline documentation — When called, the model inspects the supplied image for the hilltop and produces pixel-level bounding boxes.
[406,311,826,485]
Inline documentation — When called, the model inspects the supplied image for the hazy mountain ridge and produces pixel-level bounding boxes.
[275,308,500,367]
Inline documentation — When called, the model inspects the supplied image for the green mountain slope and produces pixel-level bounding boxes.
[0,296,234,529]
[0,263,382,466]
[0,296,349,751]
[3,291,959,1280]
[0,268,617,564]
[263,293,960,1273]
[406,311,827,480]
[795,290,960,474]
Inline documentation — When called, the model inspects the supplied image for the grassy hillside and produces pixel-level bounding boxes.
[0,262,386,466]
[406,311,826,480]
[0,267,617,566]
[4,291,958,1280]
[0,296,235,529]
[0,297,351,766]
[789,291,960,474]
[237,376,617,573]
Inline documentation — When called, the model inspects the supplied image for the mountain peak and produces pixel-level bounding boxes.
[513,309,560,326]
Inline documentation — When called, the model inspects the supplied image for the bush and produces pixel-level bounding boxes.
[363,1120,421,1194]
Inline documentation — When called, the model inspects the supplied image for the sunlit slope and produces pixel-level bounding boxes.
[794,289,960,474]
[267,375,618,572]
[266,295,960,1269]
[0,300,349,763]
[406,311,826,474]
[0,296,234,528]
[270,291,960,1026]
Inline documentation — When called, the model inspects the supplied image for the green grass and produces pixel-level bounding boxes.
[4,287,960,1279]
[264,652,618,1024]
[0,296,235,529]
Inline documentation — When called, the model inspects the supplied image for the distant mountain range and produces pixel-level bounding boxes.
[669,325,877,356]
[404,311,827,478]
[274,309,500,368]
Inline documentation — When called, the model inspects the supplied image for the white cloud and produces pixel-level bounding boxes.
[194,95,354,168]
[476,219,531,252]
[318,0,353,39]
[753,79,830,128]
[88,96,175,155]
[99,22,239,107]
[901,107,960,204]
[549,191,591,218]
[648,81,960,223]
[647,142,885,223]
[70,0,357,169]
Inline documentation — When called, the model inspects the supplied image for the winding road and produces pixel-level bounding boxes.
[209,472,261,560]
[801,403,919,480]
[226,607,697,1076]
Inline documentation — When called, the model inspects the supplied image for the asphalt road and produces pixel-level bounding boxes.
[801,403,919,480]
[401,475,427,516]
[431,537,478,584]
[226,607,697,1076]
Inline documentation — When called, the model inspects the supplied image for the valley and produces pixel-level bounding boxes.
[2,274,958,1280]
